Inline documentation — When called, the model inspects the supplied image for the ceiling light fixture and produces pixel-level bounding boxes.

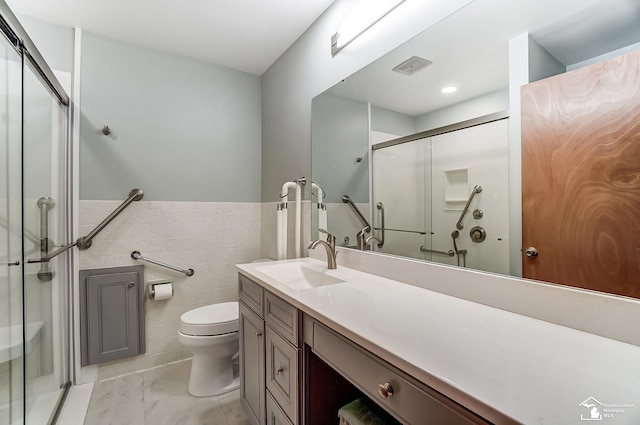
[331,0,406,56]
[441,86,457,94]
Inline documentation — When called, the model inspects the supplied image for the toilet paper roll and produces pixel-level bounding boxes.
[151,283,173,300]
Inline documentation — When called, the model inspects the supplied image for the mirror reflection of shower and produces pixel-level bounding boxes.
[370,118,509,274]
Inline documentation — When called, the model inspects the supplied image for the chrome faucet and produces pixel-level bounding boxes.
[308,229,337,269]
[356,225,371,250]
[364,235,382,250]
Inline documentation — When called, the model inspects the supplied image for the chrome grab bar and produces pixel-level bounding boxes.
[376,202,385,248]
[28,188,144,264]
[420,246,455,257]
[131,251,194,277]
[27,243,76,264]
[36,197,55,281]
[374,227,428,235]
[342,195,371,232]
[456,185,482,230]
[77,188,144,249]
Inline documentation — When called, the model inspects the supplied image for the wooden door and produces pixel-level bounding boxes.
[521,49,640,298]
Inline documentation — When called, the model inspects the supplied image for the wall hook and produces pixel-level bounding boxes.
[101,125,111,135]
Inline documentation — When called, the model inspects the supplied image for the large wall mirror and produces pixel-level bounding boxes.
[311,0,640,298]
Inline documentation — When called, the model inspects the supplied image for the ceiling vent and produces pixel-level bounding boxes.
[392,56,432,76]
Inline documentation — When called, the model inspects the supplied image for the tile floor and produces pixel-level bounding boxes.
[84,360,249,425]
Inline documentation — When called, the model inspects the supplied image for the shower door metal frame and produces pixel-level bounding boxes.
[0,1,73,423]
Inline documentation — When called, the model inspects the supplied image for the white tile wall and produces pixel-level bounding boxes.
[78,201,261,380]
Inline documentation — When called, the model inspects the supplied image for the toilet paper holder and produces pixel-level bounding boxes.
[148,279,174,300]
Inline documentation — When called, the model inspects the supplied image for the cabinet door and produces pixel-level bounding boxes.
[240,302,266,425]
[83,270,143,365]
[265,326,299,423]
[267,392,294,425]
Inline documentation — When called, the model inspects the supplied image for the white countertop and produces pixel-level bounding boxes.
[237,258,640,425]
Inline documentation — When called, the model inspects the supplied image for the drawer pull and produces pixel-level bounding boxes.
[377,382,394,399]
[256,331,263,338]
[276,367,283,375]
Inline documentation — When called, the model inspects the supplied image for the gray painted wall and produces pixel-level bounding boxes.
[312,93,369,203]
[528,36,566,82]
[416,88,509,132]
[371,105,416,137]
[80,32,261,201]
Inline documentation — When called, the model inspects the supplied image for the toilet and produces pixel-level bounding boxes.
[178,301,240,397]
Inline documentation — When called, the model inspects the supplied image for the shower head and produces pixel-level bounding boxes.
[451,230,460,254]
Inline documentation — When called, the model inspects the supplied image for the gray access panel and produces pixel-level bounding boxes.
[79,265,145,366]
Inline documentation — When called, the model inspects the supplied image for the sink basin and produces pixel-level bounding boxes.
[256,262,347,289]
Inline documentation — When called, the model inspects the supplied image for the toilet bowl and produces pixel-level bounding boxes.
[178,301,239,397]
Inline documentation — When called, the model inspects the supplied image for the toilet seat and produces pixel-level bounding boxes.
[180,301,239,336]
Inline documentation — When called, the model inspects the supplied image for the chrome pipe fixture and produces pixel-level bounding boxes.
[131,251,194,277]
[342,195,371,232]
[456,185,482,230]
[76,188,143,249]
[420,246,455,257]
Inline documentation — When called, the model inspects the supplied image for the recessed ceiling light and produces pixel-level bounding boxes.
[441,86,457,94]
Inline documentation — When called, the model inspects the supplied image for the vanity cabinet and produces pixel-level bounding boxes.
[306,318,489,425]
[239,274,301,425]
[239,271,488,425]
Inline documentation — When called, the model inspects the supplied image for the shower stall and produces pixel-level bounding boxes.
[1,2,72,424]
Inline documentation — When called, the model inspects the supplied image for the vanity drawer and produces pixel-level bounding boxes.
[312,322,488,425]
[265,292,300,347]
[266,326,299,423]
[267,391,294,425]
[239,273,264,317]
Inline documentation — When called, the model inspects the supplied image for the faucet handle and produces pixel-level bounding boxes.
[318,228,336,247]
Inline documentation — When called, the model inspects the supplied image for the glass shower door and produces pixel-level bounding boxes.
[22,58,69,424]
[0,33,24,425]
[372,137,431,260]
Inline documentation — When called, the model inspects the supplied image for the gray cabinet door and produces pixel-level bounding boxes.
[81,267,145,365]
[240,301,266,425]
[265,326,299,423]
[266,392,294,425]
